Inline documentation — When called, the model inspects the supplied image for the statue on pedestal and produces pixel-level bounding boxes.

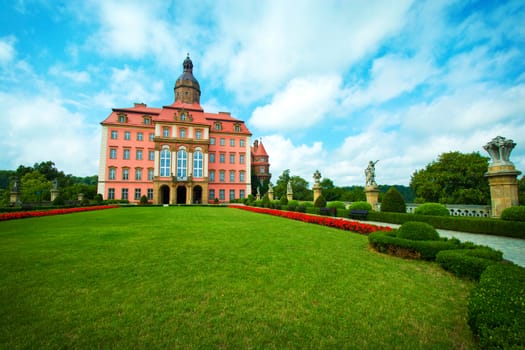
[313,170,321,186]
[365,160,379,186]
[483,136,516,165]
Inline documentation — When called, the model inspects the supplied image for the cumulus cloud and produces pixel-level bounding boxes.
[250,75,341,131]
[0,36,16,64]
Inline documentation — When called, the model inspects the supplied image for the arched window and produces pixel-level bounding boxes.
[193,151,203,178]
[177,149,187,179]
[160,148,171,177]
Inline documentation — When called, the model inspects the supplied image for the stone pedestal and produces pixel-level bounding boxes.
[287,192,293,201]
[51,189,60,201]
[10,191,21,206]
[268,189,274,201]
[77,193,85,202]
[485,164,521,218]
[365,185,379,210]
[313,184,322,203]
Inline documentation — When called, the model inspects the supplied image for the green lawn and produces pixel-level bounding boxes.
[0,207,476,349]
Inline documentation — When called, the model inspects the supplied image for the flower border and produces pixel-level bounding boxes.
[0,205,120,222]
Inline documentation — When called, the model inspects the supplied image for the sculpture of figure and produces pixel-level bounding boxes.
[268,182,273,192]
[52,178,59,190]
[483,136,517,165]
[313,170,321,184]
[257,187,261,197]
[12,178,20,192]
[287,180,293,194]
[365,160,379,186]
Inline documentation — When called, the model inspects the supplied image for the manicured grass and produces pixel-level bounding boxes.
[0,207,476,349]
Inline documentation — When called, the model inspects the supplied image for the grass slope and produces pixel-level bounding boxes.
[0,207,476,349]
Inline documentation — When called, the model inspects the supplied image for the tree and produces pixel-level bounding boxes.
[410,151,490,205]
[273,170,311,201]
[381,187,406,213]
[321,178,345,201]
[21,171,51,203]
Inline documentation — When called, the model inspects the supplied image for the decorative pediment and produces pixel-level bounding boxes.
[173,109,194,122]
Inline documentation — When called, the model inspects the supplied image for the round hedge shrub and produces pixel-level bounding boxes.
[279,196,288,206]
[501,206,525,222]
[397,221,440,241]
[380,187,406,213]
[414,202,450,216]
[288,200,299,207]
[349,201,372,211]
[314,194,327,208]
[327,201,346,209]
[299,201,313,207]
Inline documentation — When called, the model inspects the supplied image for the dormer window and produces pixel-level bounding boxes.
[214,122,222,131]
[143,115,152,125]
[117,113,127,123]
[180,113,186,121]
[234,123,241,132]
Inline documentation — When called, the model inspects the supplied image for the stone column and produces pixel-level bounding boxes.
[50,189,60,201]
[365,185,380,210]
[268,185,274,201]
[483,136,522,218]
[286,180,293,201]
[10,190,21,206]
[312,170,322,203]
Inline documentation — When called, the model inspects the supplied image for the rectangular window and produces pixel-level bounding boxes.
[148,168,154,181]
[135,188,141,200]
[179,129,186,138]
[209,170,215,182]
[210,137,215,145]
[239,171,245,182]
[229,171,235,183]
[219,189,225,200]
[240,189,245,199]
[144,118,151,125]
[137,132,143,141]
[135,168,142,180]
[110,148,117,159]
[229,189,235,201]
[136,150,143,160]
[122,168,129,180]
[239,154,245,164]
[240,139,245,147]
[196,130,202,139]
[209,189,215,200]
[220,138,225,146]
[229,153,235,164]
[123,149,130,160]
[209,153,215,163]
[147,188,153,200]
[125,131,131,140]
[260,166,265,174]
[108,188,115,199]
[219,170,225,183]
[109,168,116,180]
[148,150,155,161]
[149,133,154,141]
[121,188,128,200]
[219,153,225,163]
[230,139,235,147]
[111,130,118,139]
[163,127,169,137]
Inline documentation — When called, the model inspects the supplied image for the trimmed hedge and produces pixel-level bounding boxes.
[327,201,346,209]
[367,211,525,239]
[436,248,502,280]
[501,206,525,222]
[397,221,440,241]
[468,263,525,349]
[368,231,459,260]
[380,187,406,213]
[348,201,372,211]
[414,202,450,216]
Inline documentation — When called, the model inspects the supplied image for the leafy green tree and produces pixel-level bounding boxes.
[381,187,406,213]
[314,194,327,208]
[273,170,311,201]
[321,178,345,201]
[21,171,51,202]
[410,151,490,204]
[341,186,366,202]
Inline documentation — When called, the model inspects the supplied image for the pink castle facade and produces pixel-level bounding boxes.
[97,55,254,204]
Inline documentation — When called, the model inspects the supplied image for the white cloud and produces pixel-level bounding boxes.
[0,92,100,176]
[0,36,16,64]
[250,75,341,131]
[49,65,91,84]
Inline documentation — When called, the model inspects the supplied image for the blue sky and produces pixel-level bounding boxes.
[1,0,524,186]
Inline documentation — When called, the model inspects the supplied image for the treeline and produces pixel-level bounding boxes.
[0,161,97,206]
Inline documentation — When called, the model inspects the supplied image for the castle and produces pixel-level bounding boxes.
[97,55,270,204]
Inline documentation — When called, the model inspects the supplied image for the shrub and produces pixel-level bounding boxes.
[288,200,299,207]
[381,187,406,213]
[319,207,336,216]
[94,194,103,205]
[436,249,502,280]
[501,206,525,222]
[139,195,149,205]
[397,221,440,241]
[349,201,372,211]
[468,263,525,349]
[52,195,65,206]
[279,196,288,206]
[314,194,326,208]
[299,201,313,207]
[414,202,450,216]
[327,201,346,209]
[261,194,271,208]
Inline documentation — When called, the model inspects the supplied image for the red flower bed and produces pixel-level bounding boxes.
[0,205,120,222]
[230,205,392,235]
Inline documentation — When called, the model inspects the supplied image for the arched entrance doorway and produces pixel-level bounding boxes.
[160,185,170,204]
[176,186,187,204]
[193,185,203,204]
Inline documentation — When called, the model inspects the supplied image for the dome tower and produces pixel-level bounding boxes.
[174,54,201,104]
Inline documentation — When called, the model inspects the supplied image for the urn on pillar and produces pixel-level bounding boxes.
[483,136,521,218]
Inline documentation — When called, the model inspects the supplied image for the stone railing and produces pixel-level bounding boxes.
[405,203,491,217]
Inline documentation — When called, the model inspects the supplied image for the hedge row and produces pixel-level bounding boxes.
[367,211,525,239]
[468,263,525,349]
[436,249,502,280]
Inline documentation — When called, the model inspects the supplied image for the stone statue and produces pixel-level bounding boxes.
[268,182,273,192]
[483,136,516,165]
[313,170,321,185]
[287,180,293,194]
[365,160,379,186]
[52,178,59,190]
[12,177,20,192]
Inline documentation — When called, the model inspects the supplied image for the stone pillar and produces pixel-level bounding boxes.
[268,188,274,201]
[50,189,60,201]
[10,191,21,206]
[365,185,380,210]
[77,193,85,202]
[483,136,522,218]
[286,180,293,201]
[312,170,322,203]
